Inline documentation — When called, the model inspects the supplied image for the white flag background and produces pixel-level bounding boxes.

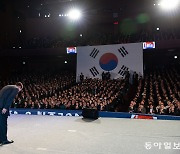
[76,43,143,81]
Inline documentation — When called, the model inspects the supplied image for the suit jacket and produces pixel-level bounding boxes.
[0,85,19,110]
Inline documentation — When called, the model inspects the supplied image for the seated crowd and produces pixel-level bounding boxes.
[0,67,179,116]
[128,67,180,116]
[0,72,128,111]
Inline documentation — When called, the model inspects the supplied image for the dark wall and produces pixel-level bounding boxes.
[25,18,83,40]
[0,54,77,79]
[144,49,180,70]
[24,17,114,40]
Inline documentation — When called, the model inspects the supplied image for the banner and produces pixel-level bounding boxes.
[10,109,81,116]
[131,114,157,120]
[9,109,180,120]
[76,43,143,81]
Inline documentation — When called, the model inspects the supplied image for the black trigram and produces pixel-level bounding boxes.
[118,65,129,76]
[90,48,99,58]
[118,46,129,57]
[89,67,99,77]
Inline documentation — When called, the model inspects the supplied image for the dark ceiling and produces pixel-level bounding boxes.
[1,0,154,17]
[0,0,179,22]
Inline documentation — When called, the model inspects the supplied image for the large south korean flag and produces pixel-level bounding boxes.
[76,43,143,81]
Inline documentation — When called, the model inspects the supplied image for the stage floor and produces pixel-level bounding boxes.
[0,115,180,154]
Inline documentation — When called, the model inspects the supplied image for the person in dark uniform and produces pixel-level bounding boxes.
[80,73,84,83]
[0,82,23,145]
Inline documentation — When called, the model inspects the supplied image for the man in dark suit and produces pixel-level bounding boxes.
[0,82,23,145]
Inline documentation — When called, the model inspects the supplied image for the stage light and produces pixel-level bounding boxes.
[160,0,179,10]
[157,27,160,31]
[68,9,81,20]
[64,61,68,64]
[174,55,178,59]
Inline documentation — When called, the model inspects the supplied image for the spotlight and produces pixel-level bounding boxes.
[160,0,179,10]
[68,9,81,20]
[64,61,68,64]
[174,55,178,59]
[157,27,160,31]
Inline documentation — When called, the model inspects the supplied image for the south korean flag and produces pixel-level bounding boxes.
[76,43,143,80]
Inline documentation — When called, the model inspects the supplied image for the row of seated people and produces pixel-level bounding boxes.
[2,73,129,111]
[9,28,179,49]
[128,67,180,116]
[129,100,180,115]
[0,71,75,107]
[1,68,179,115]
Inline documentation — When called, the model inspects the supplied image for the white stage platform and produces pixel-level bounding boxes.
[0,115,180,154]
